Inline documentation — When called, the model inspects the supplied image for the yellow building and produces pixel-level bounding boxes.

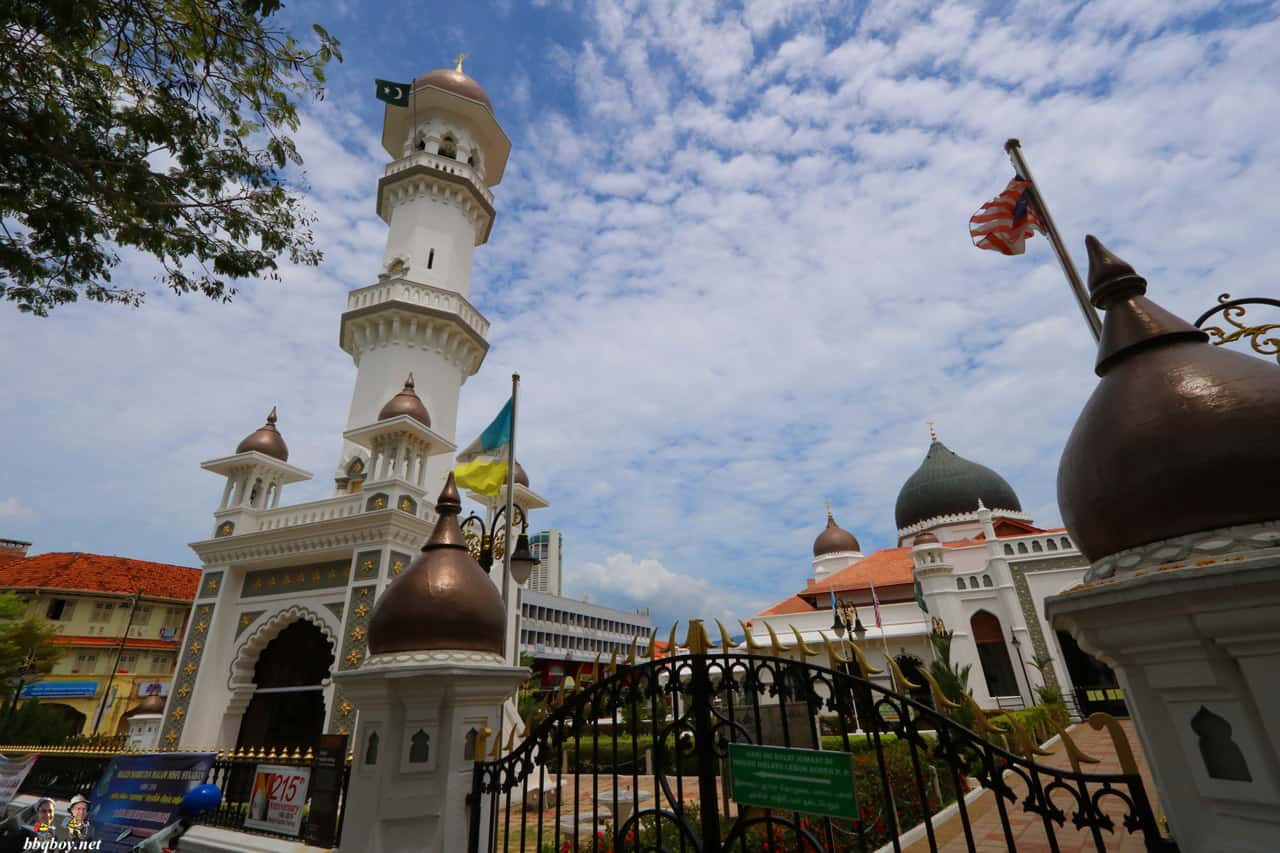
[0,543,199,736]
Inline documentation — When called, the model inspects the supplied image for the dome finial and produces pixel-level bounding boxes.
[825,498,832,521]
[453,51,469,73]
[267,406,278,425]
[927,418,937,442]
[405,372,415,389]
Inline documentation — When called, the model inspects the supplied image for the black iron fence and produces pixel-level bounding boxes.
[471,627,1175,852]
[5,743,351,846]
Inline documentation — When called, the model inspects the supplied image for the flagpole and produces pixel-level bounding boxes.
[501,372,520,663]
[1004,139,1102,341]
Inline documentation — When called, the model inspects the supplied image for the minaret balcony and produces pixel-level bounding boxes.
[385,151,493,206]
[344,277,488,338]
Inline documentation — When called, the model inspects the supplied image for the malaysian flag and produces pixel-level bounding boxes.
[969,175,1042,255]
[868,579,883,629]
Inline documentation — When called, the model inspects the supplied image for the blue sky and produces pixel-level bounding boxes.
[3,0,1279,630]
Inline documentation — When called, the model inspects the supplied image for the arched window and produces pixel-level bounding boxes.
[1004,544,1014,555]
[1046,539,1058,551]
[1017,542,1029,554]
[463,728,478,760]
[982,575,993,587]
[467,152,478,168]
[438,135,457,159]
[968,577,979,589]
[1061,537,1072,549]
[249,478,263,508]
[1032,541,1044,553]
[956,578,965,591]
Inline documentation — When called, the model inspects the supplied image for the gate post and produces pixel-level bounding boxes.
[686,621,722,852]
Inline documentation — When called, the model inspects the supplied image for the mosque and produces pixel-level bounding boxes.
[159,61,547,751]
[751,432,1123,715]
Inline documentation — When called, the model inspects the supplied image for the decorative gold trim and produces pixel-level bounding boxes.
[1053,722,1102,773]
[1089,712,1139,775]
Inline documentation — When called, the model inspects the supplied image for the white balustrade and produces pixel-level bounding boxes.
[345,280,489,338]
[384,152,493,205]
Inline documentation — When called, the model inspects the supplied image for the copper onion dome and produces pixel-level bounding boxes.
[1058,236,1280,565]
[414,67,493,112]
[378,374,431,427]
[235,407,289,462]
[813,510,861,556]
[513,460,529,488]
[914,531,939,545]
[367,473,506,656]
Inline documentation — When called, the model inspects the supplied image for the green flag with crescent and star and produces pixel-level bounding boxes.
[375,79,410,107]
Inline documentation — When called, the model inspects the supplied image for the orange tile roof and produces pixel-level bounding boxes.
[756,595,814,617]
[807,548,916,594]
[0,553,200,602]
[51,635,181,651]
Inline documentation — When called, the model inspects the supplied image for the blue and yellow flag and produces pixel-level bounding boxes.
[453,398,512,496]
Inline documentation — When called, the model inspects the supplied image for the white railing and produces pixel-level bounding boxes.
[385,151,493,206]
[1003,533,1076,558]
[345,280,489,338]
[253,494,367,531]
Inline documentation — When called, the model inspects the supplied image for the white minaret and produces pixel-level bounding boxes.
[336,58,511,499]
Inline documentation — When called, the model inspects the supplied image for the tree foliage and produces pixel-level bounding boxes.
[0,0,342,315]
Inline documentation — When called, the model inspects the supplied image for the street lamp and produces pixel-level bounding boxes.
[460,504,539,583]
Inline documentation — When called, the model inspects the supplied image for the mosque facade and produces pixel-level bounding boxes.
[159,63,545,751]
[752,436,1121,714]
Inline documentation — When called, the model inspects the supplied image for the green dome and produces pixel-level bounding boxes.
[894,441,1022,530]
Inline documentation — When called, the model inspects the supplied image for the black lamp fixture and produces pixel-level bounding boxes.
[508,532,539,585]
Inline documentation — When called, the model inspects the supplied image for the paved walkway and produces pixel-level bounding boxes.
[904,719,1166,853]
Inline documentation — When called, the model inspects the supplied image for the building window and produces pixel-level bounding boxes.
[90,601,114,623]
[438,136,457,159]
[46,598,69,620]
[150,654,169,673]
[956,579,965,591]
[118,653,139,673]
[74,654,98,674]
[982,575,993,587]
[133,605,153,626]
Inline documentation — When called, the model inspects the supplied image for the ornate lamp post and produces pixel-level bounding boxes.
[460,505,540,584]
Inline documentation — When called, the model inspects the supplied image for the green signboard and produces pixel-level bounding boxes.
[728,743,857,820]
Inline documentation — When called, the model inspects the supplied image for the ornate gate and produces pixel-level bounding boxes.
[470,621,1173,852]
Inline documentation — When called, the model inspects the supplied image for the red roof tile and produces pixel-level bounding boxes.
[756,595,815,617]
[807,548,916,594]
[0,553,200,601]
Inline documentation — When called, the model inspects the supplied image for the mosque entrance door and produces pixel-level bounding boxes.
[235,620,335,752]
[1056,629,1128,717]
[971,610,1021,701]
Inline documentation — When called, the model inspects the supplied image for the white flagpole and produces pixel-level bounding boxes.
[501,373,520,660]
[1004,138,1102,341]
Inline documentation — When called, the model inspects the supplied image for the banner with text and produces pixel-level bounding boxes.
[0,754,37,809]
[88,752,216,853]
[243,763,312,837]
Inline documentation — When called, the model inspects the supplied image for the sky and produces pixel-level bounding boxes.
[3,0,1279,632]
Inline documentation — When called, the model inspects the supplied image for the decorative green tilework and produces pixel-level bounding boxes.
[354,550,381,580]
[241,559,351,597]
[395,495,418,515]
[388,551,412,577]
[215,521,234,538]
[1010,557,1088,689]
[324,601,344,622]
[365,493,390,511]
[161,602,214,748]
[236,610,265,638]
[338,585,375,671]
[199,572,223,600]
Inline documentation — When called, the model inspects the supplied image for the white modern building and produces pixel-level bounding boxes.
[752,436,1122,714]
[519,589,652,688]
[162,61,540,752]
[527,529,562,595]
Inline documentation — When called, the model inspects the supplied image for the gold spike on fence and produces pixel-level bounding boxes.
[819,631,850,664]
[474,726,492,761]
[608,649,618,677]
[304,746,315,761]
[667,623,678,658]
[489,727,502,760]
[590,653,601,685]
[763,622,792,655]
[885,654,921,692]
[1053,721,1101,773]
[627,635,638,666]
[1089,712,1139,775]
[916,668,961,712]
[847,641,884,676]
[1005,714,1053,760]
[646,628,658,661]
[684,619,711,655]
[714,618,735,651]
[788,624,819,659]
[738,620,765,653]
[505,725,518,752]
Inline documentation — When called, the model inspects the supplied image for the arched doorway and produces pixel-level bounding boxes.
[971,611,1020,701]
[235,621,335,752]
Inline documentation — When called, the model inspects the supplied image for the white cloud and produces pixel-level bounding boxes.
[0,498,35,520]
